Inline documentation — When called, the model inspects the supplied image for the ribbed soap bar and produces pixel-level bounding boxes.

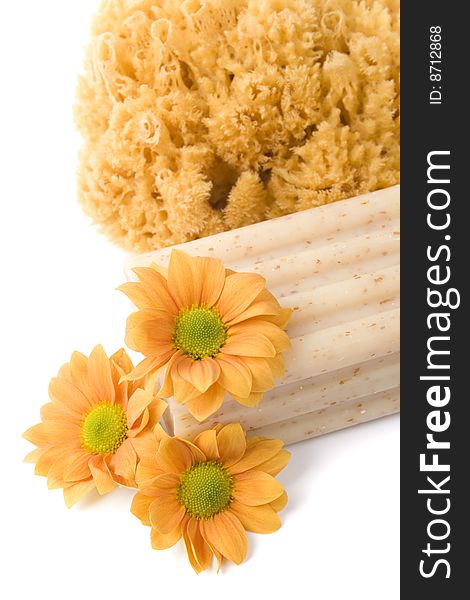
[126,185,400,444]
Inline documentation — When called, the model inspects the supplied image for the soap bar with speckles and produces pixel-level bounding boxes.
[126,185,400,444]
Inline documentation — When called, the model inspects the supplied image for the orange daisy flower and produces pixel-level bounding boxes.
[119,250,291,421]
[131,423,290,573]
[23,345,168,507]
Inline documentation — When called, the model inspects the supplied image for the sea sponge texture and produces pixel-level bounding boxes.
[76,0,400,251]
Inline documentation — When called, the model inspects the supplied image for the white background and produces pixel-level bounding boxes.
[0,2,399,598]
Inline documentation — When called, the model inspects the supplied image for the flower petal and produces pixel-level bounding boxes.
[125,312,174,356]
[88,345,115,404]
[186,385,225,422]
[256,449,291,476]
[225,287,282,326]
[193,256,226,307]
[216,424,246,467]
[118,282,161,310]
[131,492,154,525]
[69,351,100,404]
[48,378,91,417]
[178,357,221,394]
[193,429,220,461]
[120,351,175,383]
[270,491,288,512]
[222,333,276,358]
[63,452,93,482]
[216,355,252,399]
[183,518,213,573]
[200,511,248,565]
[216,273,266,323]
[132,266,179,315]
[151,520,185,549]
[88,455,117,495]
[231,391,264,408]
[149,496,185,534]
[135,455,165,488]
[126,388,155,429]
[167,250,198,308]
[230,319,291,353]
[228,439,284,475]
[23,420,80,447]
[63,480,96,508]
[157,437,195,473]
[130,431,159,459]
[229,500,281,533]
[233,470,284,506]
[113,440,137,481]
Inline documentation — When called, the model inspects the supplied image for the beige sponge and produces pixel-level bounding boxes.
[76,0,400,251]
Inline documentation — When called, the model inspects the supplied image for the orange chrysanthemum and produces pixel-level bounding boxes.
[120,250,291,421]
[131,423,290,573]
[23,345,167,507]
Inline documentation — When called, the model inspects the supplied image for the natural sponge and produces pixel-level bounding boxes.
[76,0,400,251]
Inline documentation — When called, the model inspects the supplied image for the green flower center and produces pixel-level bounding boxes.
[172,306,227,360]
[177,461,233,519]
[81,403,128,454]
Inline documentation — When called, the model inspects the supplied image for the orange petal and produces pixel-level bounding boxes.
[131,492,154,525]
[47,451,84,489]
[270,491,288,512]
[118,282,162,310]
[228,439,284,475]
[132,266,178,315]
[226,300,281,326]
[110,348,134,376]
[186,384,225,422]
[193,429,220,461]
[173,372,203,405]
[151,517,186,549]
[40,402,79,424]
[23,420,80,447]
[265,307,293,329]
[256,449,291,476]
[113,440,137,480]
[155,351,182,398]
[69,351,100,404]
[266,353,285,379]
[216,355,252,399]
[126,388,155,428]
[157,437,195,474]
[24,447,46,464]
[130,432,159,459]
[48,378,91,416]
[233,470,284,506]
[230,319,291,353]
[125,312,174,356]
[120,351,174,383]
[216,273,266,323]
[242,357,275,392]
[200,511,248,564]
[193,256,226,307]
[229,500,281,533]
[88,345,115,404]
[178,357,221,394]
[216,424,246,467]
[135,455,165,489]
[33,446,62,477]
[149,496,185,534]
[88,455,117,495]
[183,518,213,573]
[167,250,198,308]
[232,391,264,408]
[63,452,93,482]
[222,333,276,358]
[63,479,96,508]
[145,397,168,430]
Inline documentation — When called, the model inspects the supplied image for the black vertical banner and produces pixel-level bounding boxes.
[401,4,467,597]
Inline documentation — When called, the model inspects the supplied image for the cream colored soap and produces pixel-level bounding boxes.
[126,185,400,444]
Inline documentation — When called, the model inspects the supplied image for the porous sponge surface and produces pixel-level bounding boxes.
[76,0,400,251]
